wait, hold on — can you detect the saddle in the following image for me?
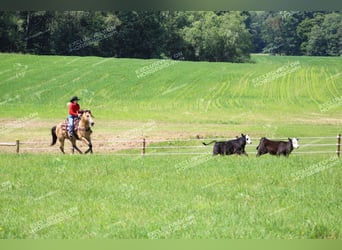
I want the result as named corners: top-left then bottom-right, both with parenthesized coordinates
top-left (61, 117), bottom-right (80, 134)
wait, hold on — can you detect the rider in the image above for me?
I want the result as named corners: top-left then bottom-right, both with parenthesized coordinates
top-left (68, 96), bottom-right (81, 138)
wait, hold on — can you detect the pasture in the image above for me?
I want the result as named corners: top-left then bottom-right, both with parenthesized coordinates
top-left (0, 153), bottom-right (341, 239)
top-left (0, 53), bottom-right (341, 238)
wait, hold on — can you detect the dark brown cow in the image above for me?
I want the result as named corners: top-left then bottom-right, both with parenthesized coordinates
top-left (256, 137), bottom-right (299, 157)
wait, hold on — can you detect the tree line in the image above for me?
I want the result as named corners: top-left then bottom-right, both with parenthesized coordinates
top-left (0, 11), bottom-right (341, 62)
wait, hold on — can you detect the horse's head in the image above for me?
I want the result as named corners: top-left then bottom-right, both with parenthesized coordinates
top-left (80, 110), bottom-right (95, 127)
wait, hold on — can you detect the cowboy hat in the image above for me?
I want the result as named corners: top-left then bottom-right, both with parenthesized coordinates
top-left (70, 96), bottom-right (80, 102)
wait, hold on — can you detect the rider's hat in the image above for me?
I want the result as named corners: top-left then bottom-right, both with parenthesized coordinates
top-left (70, 96), bottom-right (80, 102)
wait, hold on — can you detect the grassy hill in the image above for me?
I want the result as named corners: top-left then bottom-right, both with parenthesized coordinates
top-left (0, 53), bottom-right (341, 139)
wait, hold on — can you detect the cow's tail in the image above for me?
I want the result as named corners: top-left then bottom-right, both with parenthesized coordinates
top-left (202, 140), bottom-right (217, 146)
top-left (51, 126), bottom-right (57, 146)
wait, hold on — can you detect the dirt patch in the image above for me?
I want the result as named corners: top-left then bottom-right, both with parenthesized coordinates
top-left (0, 119), bottom-right (213, 154)
top-left (1, 117), bottom-right (340, 154)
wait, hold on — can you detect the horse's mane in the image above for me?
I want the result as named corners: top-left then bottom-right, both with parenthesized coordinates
top-left (79, 109), bottom-right (94, 117)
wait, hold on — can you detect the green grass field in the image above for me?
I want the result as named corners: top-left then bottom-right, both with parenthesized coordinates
top-left (0, 154), bottom-right (341, 239)
top-left (0, 53), bottom-right (341, 238)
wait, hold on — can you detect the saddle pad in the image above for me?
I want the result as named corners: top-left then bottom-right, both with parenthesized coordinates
top-left (61, 118), bottom-right (80, 133)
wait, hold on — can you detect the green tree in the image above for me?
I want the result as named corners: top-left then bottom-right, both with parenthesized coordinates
top-left (323, 13), bottom-right (342, 55)
top-left (0, 11), bottom-right (25, 52)
top-left (246, 11), bottom-right (267, 53)
top-left (306, 25), bottom-right (327, 56)
top-left (306, 12), bottom-right (342, 56)
top-left (20, 11), bottom-right (55, 54)
top-left (114, 11), bottom-right (166, 59)
top-left (261, 11), bottom-right (304, 55)
top-left (50, 11), bottom-right (116, 56)
top-left (296, 14), bottom-right (324, 54)
top-left (96, 11), bottom-right (121, 57)
top-left (181, 11), bottom-right (252, 62)
top-left (159, 11), bottom-right (195, 60)
top-left (50, 11), bottom-right (92, 55)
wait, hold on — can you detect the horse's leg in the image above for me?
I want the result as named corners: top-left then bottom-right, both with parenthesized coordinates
top-left (74, 145), bottom-right (83, 154)
top-left (55, 125), bottom-right (65, 154)
top-left (85, 140), bottom-right (93, 154)
top-left (70, 137), bottom-right (82, 154)
top-left (87, 136), bottom-right (93, 154)
top-left (73, 142), bottom-right (83, 154)
top-left (59, 137), bottom-right (65, 154)
top-left (81, 137), bottom-right (92, 154)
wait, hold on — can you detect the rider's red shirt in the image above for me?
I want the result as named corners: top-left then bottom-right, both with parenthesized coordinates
top-left (69, 102), bottom-right (80, 116)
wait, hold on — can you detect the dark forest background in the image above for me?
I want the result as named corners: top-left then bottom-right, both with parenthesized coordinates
top-left (1, 11), bottom-right (341, 62)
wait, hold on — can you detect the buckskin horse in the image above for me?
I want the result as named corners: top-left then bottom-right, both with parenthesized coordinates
top-left (51, 110), bottom-right (94, 154)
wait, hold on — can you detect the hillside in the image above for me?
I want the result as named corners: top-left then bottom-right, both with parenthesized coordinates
top-left (0, 53), bottom-right (341, 139)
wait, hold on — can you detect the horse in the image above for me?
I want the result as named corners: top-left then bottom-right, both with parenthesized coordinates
top-left (51, 110), bottom-right (95, 154)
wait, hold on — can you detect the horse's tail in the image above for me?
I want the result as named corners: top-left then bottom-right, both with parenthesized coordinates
top-left (51, 126), bottom-right (57, 146)
top-left (202, 140), bottom-right (217, 146)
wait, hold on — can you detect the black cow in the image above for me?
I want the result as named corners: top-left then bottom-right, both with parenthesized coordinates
top-left (256, 137), bottom-right (299, 157)
top-left (203, 134), bottom-right (252, 156)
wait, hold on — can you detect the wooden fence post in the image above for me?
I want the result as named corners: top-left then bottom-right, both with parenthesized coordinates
top-left (337, 134), bottom-right (341, 158)
top-left (142, 138), bottom-right (146, 156)
top-left (16, 140), bottom-right (20, 154)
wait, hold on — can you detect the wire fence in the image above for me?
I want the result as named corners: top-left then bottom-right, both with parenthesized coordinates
top-left (0, 135), bottom-right (341, 156)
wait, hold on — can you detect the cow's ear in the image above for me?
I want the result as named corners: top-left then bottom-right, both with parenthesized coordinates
top-left (241, 133), bottom-right (244, 137)
top-left (288, 138), bottom-right (291, 141)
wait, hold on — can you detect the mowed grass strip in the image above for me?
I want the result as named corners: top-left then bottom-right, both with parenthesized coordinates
top-left (0, 153), bottom-right (341, 239)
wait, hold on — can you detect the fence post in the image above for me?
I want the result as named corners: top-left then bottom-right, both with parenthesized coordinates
top-left (16, 140), bottom-right (20, 154)
top-left (142, 138), bottom-right (146, 156)
top-left (337, 134), bottom-right (341, 158)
